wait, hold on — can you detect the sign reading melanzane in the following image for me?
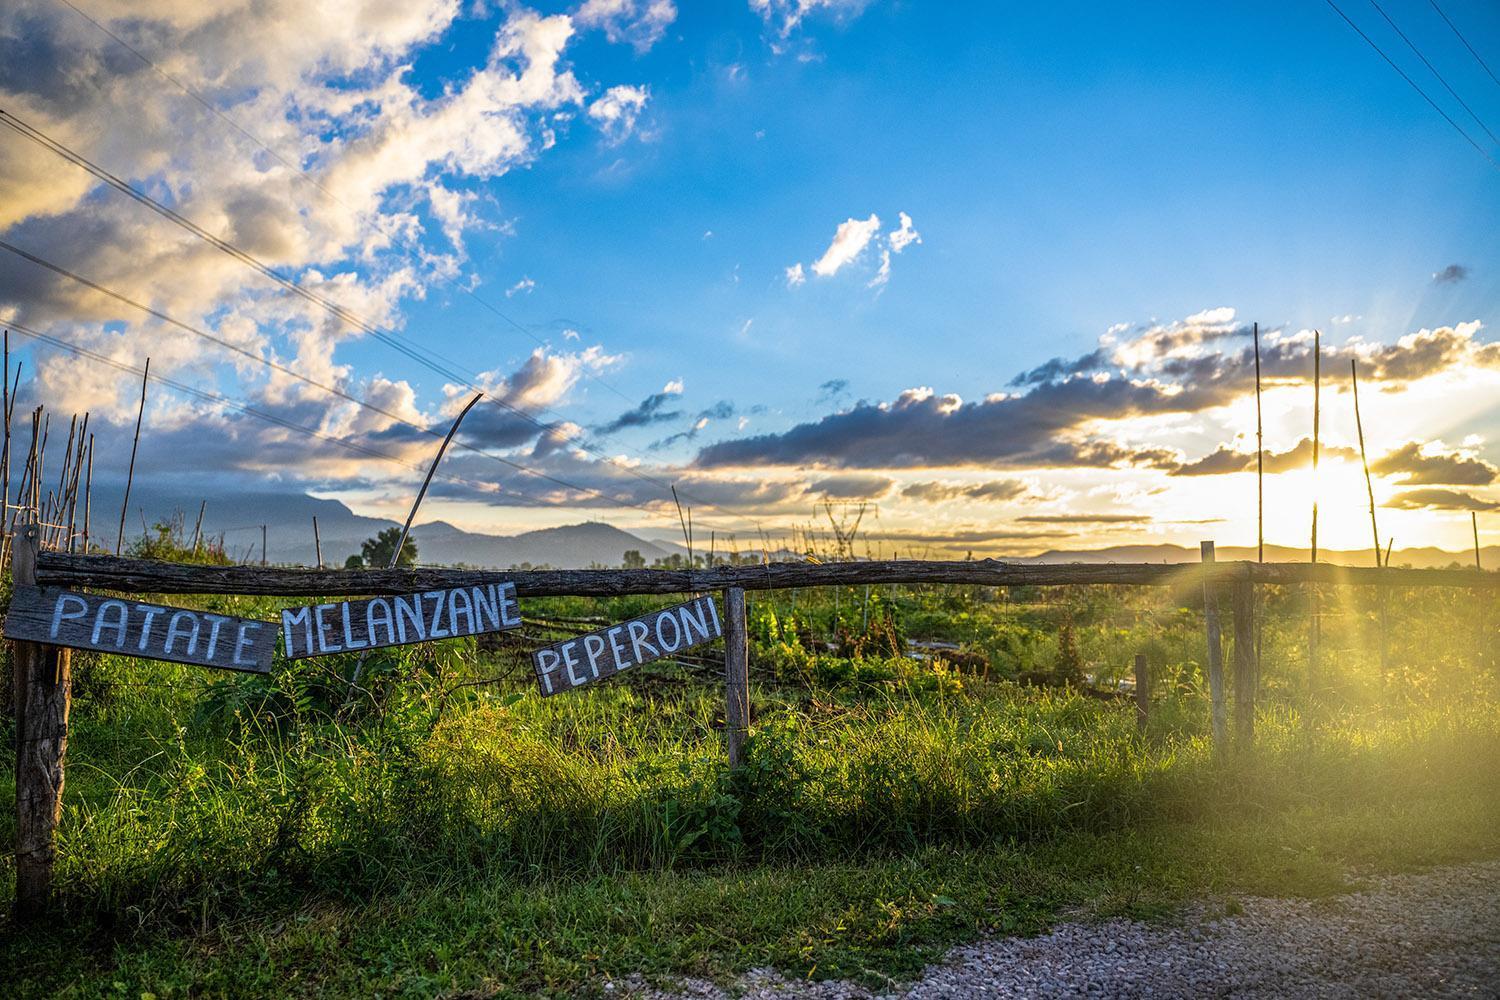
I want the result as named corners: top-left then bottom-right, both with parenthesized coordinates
top-left (5, 586), bottom-right (277, 673)
top-left (532, 595), bottom-right (722, 696)
top-left (280, 582), bottom-right (522, 660)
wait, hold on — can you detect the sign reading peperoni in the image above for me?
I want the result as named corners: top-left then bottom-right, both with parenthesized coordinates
top-left (532, 595), bottom-right (723, 696)
top-left (280, 583), bottom-right (522, 660)
top-left (4, 586), bottom-right (277, 673)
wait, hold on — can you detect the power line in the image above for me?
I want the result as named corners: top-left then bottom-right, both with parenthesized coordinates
top-left (1324, 0), bottom-right (1500, 170)
top-left (1369, 0), bottom-right (1499, 147)
top-left (1427, 0), bottom-right (1500, 92)
top-left (0, 105), bottom-right (761, 526)
top-left (3, 319), bottom-right (544, 507)
top-left (0, 238), bottom-right (686, 522)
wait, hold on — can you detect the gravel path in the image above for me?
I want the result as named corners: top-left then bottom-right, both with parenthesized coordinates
top-left (629, 861), bottom-right (1500, 999)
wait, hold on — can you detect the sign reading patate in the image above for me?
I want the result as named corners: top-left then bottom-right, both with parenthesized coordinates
top-left (280, 582), bottom-right (522, 660)
top-left (4, 586), bottom-right (277, 673)
top-left (532, 595), bottom-right (723, 696)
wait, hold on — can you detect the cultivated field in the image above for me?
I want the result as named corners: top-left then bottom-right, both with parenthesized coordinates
top-left (3, 532), bottom-right (1499, 997)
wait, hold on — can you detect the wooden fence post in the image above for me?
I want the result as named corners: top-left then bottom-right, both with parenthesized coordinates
top-left (12, 522), bottom-right (71, 922)
top-left (1232, 575), bottom-right (1256, 746)
top-left (1201, 541), bottom-right (1226, 748)
top-left (724, 587), bottom-right (749, 768)
top-left (1134, 652), bottom-right (1148, 733)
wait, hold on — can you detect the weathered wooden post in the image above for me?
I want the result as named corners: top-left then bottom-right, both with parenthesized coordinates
top-left (1201, 541), bottom-right (1226, 748)
top-left (12, 522), bottom-right (71, 922)
top-left (1232, 572), bottom-right (1256, 747)
top-left (1134, 652), bottom-right (1148, 733)
top-left (724, 586), bottom-right (749, 767)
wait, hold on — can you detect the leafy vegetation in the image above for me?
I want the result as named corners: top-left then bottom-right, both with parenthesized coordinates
top-left (1, 578), bottom-right (1497, 996)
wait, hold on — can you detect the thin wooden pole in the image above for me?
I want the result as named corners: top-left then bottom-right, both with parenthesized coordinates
top-left (393, 392), bottom-right (482, 568)
top-left (191, 500), bottom-right (205, 556)
top-left (1201, 541), bottom-right (1226, 748)
top-left (1254, 322), bottom-right (1263, 564)
top-left (1309, 331), bottom-right (1321, 696)
top-left (1351, 360), bottom-right (1380, 568)
top-left (1134, 652), bottom-right (1149, 734)
top-left (724, 586), bottom-right (749, 767)
top-left (116, 359), bottom-right (149, 556)
top-left (261, 524), bottom-right (267, 566)
top-left (1473, 512), bottom-right (1482, 570)
top-left (313, 515), bottom-right (323, 569)
top-left (12, 522), bottom-right (71, 923)
top-left (2, 329), bottom-right (10, 538)
top-left (81, 435), bottom-right (92, 553)
top-left (1232, 577), bottom-right (1255, 746)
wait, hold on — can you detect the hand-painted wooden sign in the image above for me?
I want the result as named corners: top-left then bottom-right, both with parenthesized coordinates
top-left (4, 586), bottom-right (277, 673)
top-left (532, 595), bottom-right (722, 696)
top-left (280, 582), bottom-right (522, 660)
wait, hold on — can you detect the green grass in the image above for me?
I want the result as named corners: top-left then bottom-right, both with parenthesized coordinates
top-left (2, 584), bottom-right (1498, 996)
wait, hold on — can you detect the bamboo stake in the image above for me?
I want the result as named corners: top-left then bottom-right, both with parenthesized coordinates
top-left (393, 391), bottom-right (482, 569)
top-left (1254, 322), bottom-right (1263, 564)
top-left (1309, 331), bottom-right (1321, 697)
top-left (116, 359), bottom-right (149, 556)
top-left (2, 329), bottom-right (10, 538)
top-left (81, 435), bottom-right (92, 553)
top-left (191, 500), bottom-right (205, 557)
top-left (1351, 360), bottom-right (1380, 568)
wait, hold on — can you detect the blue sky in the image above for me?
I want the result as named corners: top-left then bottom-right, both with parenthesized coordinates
top-left (2, 0), bottom-right (1499, 556)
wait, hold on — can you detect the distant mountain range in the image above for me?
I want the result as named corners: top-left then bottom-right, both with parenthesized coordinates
top-left (92, 485), bottom-right (681, 569)
top-left (87, 484), bottom-right (1495, 571)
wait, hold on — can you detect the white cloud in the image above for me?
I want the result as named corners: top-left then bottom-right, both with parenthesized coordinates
top-left (506, 277), bottom-right (537, 297)
top-left (575, 0), bottom-right (677, 52)
top-left (811, 213), bottom-right (881, 277)
top-left (662, 377), bottom-right (685, 394)
top-left (588, 84), bottom-right (650, 142)
top-left (785, 262), bottom-right (806, 287)
top-left (888, 211), bottom-right (921, 253)
top-left (749, 0), bottom-right (874, 37)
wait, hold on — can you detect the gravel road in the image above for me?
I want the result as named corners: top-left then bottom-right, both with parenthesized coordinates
top-left (629, 860), bottom-right (1500, 999)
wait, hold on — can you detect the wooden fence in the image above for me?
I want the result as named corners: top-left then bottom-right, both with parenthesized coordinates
top-left (9, 540), bottom-right (1499, 920)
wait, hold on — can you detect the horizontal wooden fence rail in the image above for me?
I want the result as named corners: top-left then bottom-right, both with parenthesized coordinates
top-left (33, 551), bottom-right (1500, 597)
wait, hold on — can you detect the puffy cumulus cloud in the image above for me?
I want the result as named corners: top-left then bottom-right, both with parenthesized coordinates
top-left (0, 0), bottom-right (648, 427)
top-left (574, 0), bottom-right (677, 52)
top-left (588, 84), bottom-right (650, 142)
top-left (1386, 488), bottom-right (1498, 511)
top-left (695, 312), bottom-right (1500, 473)
top-left (749, 0), bottom-right (874, 37)
top-left (811, 213), bottom-right (880, 277)
top-left (1370, 441), bottom-right (1498, 486)
top-left (784, 262), bottom-right (806, 287)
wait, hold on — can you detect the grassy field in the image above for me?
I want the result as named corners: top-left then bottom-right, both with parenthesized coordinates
top-left (2, 577), bottom-right (1498, 997)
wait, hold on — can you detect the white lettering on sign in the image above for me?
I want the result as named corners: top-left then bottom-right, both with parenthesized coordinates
top-left (279, 582), bottom-right (522, 659)
top-left (4, 586), bottom-right (276, 673)
top-left (532, 596), bottom-right (723, 696)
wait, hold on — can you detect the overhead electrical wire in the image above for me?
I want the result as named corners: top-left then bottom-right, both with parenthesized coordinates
top-left (2, 319), bottom-right (552, 509)
top-left (1368, 0), bottom-right (1499, 147)
top-left (0, 238), bottom-right (700, 524)
top-left (1324, 0), bottom-right (1500, 170)
top-left (47, 0), bottom-right (638, 407)
top-left (1426, 0), bottom-right (1500, 92)
top-left (0, 105), bottom-right (763, 528)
